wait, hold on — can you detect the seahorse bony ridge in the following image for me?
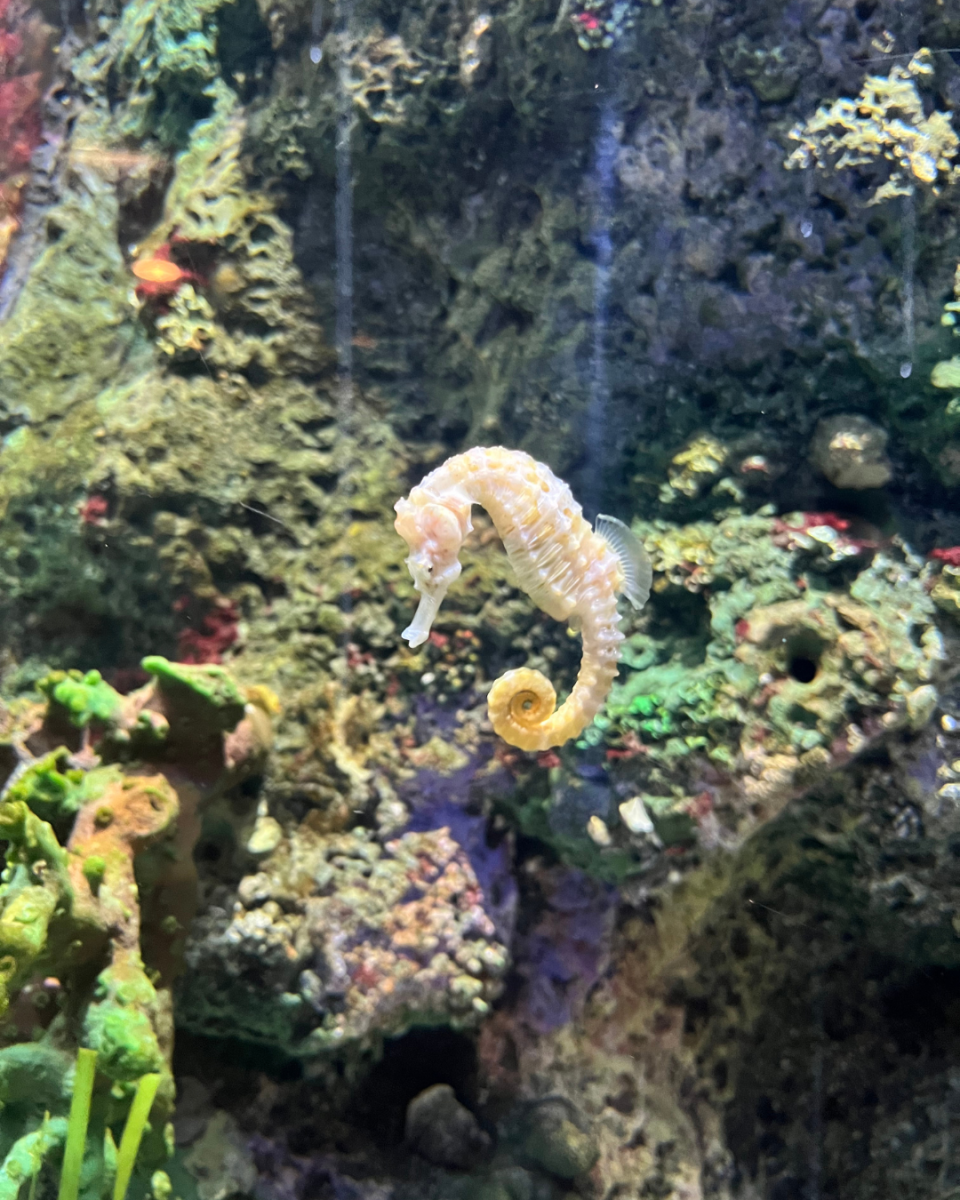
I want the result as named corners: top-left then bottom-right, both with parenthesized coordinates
top-left (394, 446), bottom-right (651, 750)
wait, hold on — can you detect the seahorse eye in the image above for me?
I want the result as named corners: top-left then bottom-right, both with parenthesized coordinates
top-left (422, 504), bottom-right (461, 554)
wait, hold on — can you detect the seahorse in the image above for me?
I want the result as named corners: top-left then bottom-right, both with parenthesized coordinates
top-left (394, 446), bottom-right (652, 751)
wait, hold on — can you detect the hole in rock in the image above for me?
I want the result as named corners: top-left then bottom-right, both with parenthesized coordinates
top-left (783, 628), bottom-right (824, 684)
top-left (788, 655), bottom-right (817, 684)
top-left (350, 1027), bottom-right (480, 1147)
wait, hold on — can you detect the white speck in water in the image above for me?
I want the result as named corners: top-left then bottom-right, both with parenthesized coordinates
top-left (800, 219), bottom-right (813, 238)
top-left (900, 361), bottom-right (913, 379)
top-left (309, 45), bottom-right (322, 63)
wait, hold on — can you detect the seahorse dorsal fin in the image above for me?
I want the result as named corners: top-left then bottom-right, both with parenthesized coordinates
top-left (595, 514), bottom-right (652, 610)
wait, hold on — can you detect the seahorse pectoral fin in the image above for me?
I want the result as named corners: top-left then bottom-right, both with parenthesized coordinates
top-left (595, 514), bottom-right (653, 610)
top-left (401, 587), bottom-right (446, 648)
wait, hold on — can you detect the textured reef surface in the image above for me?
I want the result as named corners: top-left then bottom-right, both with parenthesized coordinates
top-left (2, 0), bottom-right (960, 1195)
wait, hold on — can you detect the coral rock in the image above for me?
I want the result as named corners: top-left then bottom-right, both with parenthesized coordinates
top-left (404, 1083), bottom-right (491, 1169)
top-left (178, 824), bottom-right (509, 1055)
top-left (809, 414), bottom-right (892, 490)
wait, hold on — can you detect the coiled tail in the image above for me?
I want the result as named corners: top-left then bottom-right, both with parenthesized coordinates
top-left (487, 601), bottom-right (624, 751)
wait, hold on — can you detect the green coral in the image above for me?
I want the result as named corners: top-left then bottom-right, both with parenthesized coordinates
top-left (39, 671), bottom-right (124, 730)
top-left (0, 660), bottom-right (268, 1185)
top-left (0, 1043), bottom-right (157, 1200)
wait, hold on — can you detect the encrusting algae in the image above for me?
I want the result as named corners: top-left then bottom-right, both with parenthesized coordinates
top-left (395, 446), bottom-right (652, 750)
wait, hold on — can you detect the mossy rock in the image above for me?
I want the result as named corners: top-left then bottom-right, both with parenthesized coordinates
top-left (142, 656), bottom-right (246, 732)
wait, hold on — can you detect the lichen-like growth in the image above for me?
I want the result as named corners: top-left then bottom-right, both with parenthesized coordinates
top-left (785, 49), bottom-right (959, 204)
top-left (155, 284), bottom-right (217, 360)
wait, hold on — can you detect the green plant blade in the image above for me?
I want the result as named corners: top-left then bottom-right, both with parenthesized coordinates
top-left (57, 1049), bottom-right (97, 1200)
top-left (112, 1075), bottom-right (161, 1200)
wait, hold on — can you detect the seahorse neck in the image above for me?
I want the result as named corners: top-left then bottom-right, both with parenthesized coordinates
top-left (440, 451), bottom-right (535, 535)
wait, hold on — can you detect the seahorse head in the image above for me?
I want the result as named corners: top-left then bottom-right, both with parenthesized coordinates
top-left (394, 490), bottom-right (466, 647)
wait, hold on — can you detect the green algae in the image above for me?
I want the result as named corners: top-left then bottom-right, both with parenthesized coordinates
top-left (0, 168), bottom-right (161, 672)
top-left (0, 661), bottom-right (266, 1178)
top-left (82, 856), bottom-right (107, 894)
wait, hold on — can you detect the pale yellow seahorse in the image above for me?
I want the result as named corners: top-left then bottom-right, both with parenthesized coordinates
top-left (394, 445), bottom-right (652, 751)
